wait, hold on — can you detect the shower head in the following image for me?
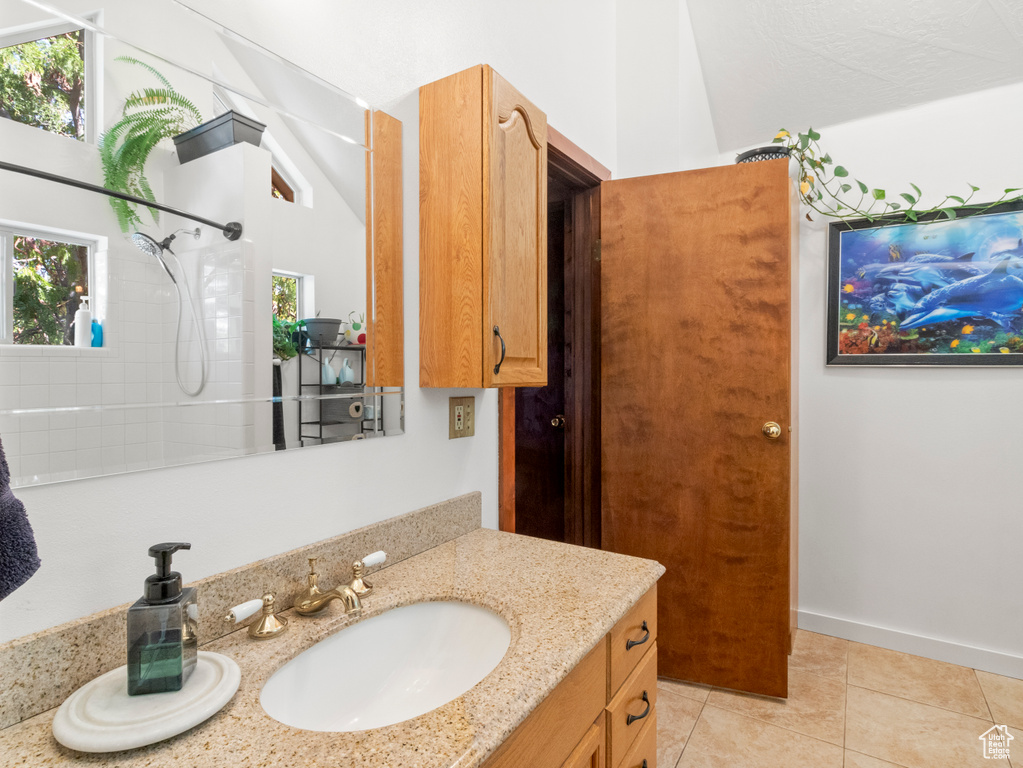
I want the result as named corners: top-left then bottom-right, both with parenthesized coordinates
top-left (131, 232), bottom-right (177, 284)
top-left (131, 232), bottom-right (163, 259)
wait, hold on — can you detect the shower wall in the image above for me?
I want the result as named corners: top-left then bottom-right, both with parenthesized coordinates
top-left (0, 125), bottom-right (268, 484)
top-left (0, 244), bottom-right (173, 482)
top-left (159, 240), bottom-right (261, 466)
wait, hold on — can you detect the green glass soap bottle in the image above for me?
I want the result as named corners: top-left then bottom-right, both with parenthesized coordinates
top-left (126, 542), bottom-right (198, 695)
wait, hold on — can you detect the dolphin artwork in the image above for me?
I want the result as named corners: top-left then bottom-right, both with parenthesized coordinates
top-left (870, 283), bottom-right (924, 318)
top-left (872, 259), bottom-right (984, 292)
top-left (898, 261), bottom-right (1023, 330)
top-left (988, 238), bottom-right (1023, 262)
top-left (857, 252), bottom-right (975, 281)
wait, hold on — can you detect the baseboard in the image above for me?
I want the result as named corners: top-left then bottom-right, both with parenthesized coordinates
top-left (798, 610), bottom-right (1023, 680)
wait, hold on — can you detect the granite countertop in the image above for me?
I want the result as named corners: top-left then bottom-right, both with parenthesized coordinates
top-left (0, 528), bottom-right (663, 767)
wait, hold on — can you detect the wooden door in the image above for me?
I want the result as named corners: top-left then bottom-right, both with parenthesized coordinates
top-left (484, 66), bottom-right (547, 386)
top-left (600, 161), bottom-right (797, 697)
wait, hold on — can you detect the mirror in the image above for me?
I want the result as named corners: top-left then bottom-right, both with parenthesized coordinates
top-left (0, 0), bottom-right (404, 487)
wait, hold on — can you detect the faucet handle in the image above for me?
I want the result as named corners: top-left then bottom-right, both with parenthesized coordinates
top-left (350, 550), bottom-right (387, 597)
top-left (225, 593), bottom-right (288, 640)
top-left (225, 598), bottom-right (263, 624)
top-left (361, 551), bottom-right (387, 568)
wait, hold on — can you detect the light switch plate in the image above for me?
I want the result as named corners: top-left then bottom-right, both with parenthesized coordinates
top-left (449, 396), bottom-right (475, 439)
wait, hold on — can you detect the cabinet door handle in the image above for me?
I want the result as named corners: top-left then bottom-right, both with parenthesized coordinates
top-left (626, 620), bottom-right (650, 650)
top-left (626, 691), bottom-right (650, 725)
top-left (493, 325), bottom-right (506, 375)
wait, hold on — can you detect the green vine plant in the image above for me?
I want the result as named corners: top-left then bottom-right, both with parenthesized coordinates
top-left (99, 56), bottom-right (202, 233)
top-left (772, 128), bottom-right (1023, 228)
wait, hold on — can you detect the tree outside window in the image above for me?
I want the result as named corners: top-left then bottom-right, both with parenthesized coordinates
top-left (272, 274), bottom-right (298, 322)
top-left (0, 28), bottom-right (86, 140)
top-left (11, 234), bottom-right (89, 346)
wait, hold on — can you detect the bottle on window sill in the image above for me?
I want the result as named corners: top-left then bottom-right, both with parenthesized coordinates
top-left (73, 297), bottom-right (92, 348)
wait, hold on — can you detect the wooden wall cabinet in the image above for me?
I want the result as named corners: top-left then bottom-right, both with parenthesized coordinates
top-left (419, 64), bottom-right (548, 388)
top-left (482, 586), bottom-right (658, 768)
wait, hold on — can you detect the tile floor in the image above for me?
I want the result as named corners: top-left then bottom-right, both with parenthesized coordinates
top-left (656, 630), bottom-right (1023, 768)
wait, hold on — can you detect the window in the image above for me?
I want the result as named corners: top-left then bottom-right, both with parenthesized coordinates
top-left (271, 167), bottom-right (295, 203)
top-left (272, 273), bottom-right (299, 322)
top-left (272, 270), bottom-right (314, 324)
top-left (1, 226), bottom-right (94, 346)
top-left (212, 86), bottom-right (310, 205)
top-left (0, 25), bottom-right (87, 141)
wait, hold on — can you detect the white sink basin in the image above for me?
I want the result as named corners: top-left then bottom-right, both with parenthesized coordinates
top-left (260, 601), bottom-right (511, 732)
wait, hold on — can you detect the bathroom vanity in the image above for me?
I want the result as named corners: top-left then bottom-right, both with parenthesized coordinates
top-left (0, 494), bottom-right (663, 768)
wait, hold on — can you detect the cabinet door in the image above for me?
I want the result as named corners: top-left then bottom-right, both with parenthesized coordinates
top-left (482, 640), bottom-right (606, 768)
top-left (561, 719), bottom-right (604, 768)
top-left (483, 66), bottom-right (547, 387)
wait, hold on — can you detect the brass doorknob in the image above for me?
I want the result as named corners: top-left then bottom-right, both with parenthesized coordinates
top-left (762, 422), bottom-right (782, 439)
top-left (551, 415), bottom-right (566, 428)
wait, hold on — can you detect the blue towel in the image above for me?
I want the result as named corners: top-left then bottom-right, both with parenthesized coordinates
top-left (0, 434), bottom-right (40, 600)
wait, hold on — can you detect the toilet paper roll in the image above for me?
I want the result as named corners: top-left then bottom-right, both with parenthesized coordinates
top-left (349, 401), bottom-right (363, 419)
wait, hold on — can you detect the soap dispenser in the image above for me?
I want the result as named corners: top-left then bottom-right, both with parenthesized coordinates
top-left (126, 542), bottom-right (198, 695)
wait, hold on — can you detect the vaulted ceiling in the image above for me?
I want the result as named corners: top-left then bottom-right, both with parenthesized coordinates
top-left (686, 0), bottom-right (1023, 151)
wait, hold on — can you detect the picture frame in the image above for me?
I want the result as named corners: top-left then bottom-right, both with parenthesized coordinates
top-left (826, 200), bottom-right (1023, 366)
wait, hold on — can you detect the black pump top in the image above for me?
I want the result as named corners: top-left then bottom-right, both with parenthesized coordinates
top-left (143, 542), bottom-right (191, 604)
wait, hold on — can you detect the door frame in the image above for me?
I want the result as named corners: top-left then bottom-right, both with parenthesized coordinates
top-left (499, 127), bottom-right (610, 545)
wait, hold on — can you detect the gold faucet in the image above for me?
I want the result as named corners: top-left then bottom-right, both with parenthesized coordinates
top-left (294, 557), bottom-right (363, 616)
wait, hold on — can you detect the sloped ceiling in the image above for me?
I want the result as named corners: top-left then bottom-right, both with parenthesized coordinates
top-left (686, 0), bottom-right (1023, 151)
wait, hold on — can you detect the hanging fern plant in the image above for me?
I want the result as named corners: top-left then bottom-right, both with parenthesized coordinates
top-left (99, 56), bottom-right (202, 233)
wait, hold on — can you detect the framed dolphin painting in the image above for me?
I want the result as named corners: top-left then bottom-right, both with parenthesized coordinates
top-left (827, 200), bottom-right (1023, 365)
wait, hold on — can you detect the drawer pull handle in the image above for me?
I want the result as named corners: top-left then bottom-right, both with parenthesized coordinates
top-left (626, 691), bottom-right (651, 725)
top-left (493, 326), bottom-right (506, 374)
top-left (626, 620), bottom-right (650, 650)
top-left (641, 762), bottom-right (648, 768)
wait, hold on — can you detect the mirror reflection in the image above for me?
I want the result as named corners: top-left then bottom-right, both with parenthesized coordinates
top-left (0, 0), bottom-right (404, 488)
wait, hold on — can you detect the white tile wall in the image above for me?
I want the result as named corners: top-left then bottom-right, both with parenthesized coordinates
top-left (0, 228), bottom-right (267, 485)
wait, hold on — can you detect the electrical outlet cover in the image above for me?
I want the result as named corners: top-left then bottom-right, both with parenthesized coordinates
top-left (448, 396), bottom-right (475, 439)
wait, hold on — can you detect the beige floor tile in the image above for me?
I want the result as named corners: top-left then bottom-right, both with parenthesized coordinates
top-left (844, 751), bottom-right (908, 768)
top-left (1008, 725), bottom-right (1020, 767)
top-left (790, 629), bottom-right (849, 681)
top-left (706, 668), bottom-right (846, 745)
top-left (659, 676), bottom-right (712, 703)
top-left (846, 685), bottom-right (997, 768)
top-left (977, 670), bottom-right (1023, 730)
top-left (657, 688), bottom-right (704, 768)
top-left (677, 705), bottom-right (844, 768)
top-left (847, 642), bottom-right (991, 719)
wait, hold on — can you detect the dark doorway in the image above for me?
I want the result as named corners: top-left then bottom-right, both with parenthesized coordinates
top-left (501, 129), bottom-right (608, 548)
top-left (514, 201), bottom-right (567, 542)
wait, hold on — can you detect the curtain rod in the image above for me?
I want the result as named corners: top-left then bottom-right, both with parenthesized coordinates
top-left (0, 160), bottom-right (243, 240)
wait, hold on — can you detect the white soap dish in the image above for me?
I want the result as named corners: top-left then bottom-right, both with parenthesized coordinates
top-left (52, 651), bottom-right (240, 753)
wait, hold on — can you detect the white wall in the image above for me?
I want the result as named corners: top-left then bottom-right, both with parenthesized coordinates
top-left (783, 83), bottom-right (1023, 676)
top-left (614, 0), bottom-right (718, 178)
top-left (0, 1), bottom-right (620, 643)
top-left (178, 0), bottom-right (620, 176)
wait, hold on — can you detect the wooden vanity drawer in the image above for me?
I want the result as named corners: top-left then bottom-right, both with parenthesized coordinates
top-left (608, 585), bottom-right (657, 696)
top-left (617, 706), bottom-right (657, 768)
top-left (606, 642), bottom-right (657, 768)
top-left (483, 639), bottom-right (607, 768)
